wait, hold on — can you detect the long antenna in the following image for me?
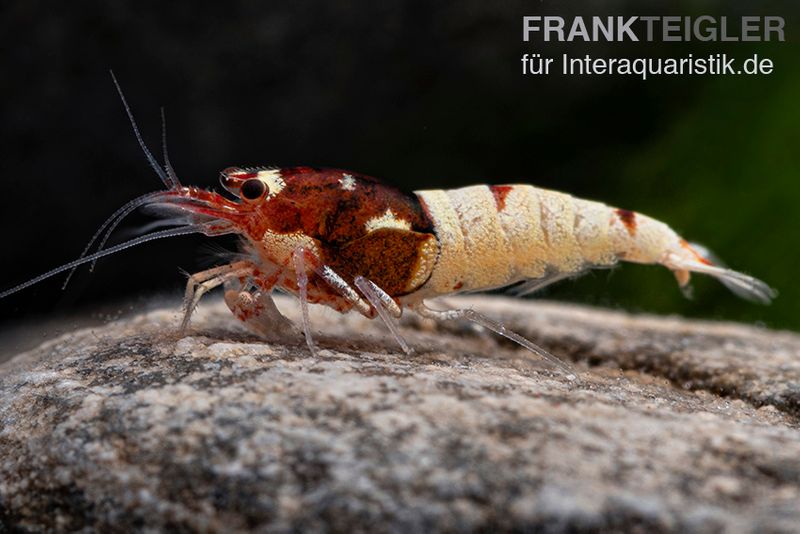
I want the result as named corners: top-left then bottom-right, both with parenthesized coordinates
top-left (61, 191), bottom-right (168, 289)
top-left (0, 226), bottom-right (206, 300)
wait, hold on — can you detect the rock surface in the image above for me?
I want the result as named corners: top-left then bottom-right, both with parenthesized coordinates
top-left (1, 296), bottom-right (800, 532)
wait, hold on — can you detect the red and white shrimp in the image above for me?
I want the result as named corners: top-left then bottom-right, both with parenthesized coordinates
top-left (0, 78), bottom-right (775, 375)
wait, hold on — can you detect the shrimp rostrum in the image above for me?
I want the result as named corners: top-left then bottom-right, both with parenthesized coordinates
top-left (1, 82), bottom-right (775, 375)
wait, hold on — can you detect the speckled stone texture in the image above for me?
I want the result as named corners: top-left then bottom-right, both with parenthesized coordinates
top-left (1, 296), bottom-right (800, 532)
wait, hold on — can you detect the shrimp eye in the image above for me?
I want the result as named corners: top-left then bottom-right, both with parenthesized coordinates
top-left (240, 179), bottom-right (267, 200)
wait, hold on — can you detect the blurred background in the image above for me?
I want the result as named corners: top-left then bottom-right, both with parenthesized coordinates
top-left (1, 0), bottom-right (798, 347)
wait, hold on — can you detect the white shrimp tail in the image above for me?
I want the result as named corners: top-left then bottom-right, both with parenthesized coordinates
top-left (665, 252), bottom-right (777, 305)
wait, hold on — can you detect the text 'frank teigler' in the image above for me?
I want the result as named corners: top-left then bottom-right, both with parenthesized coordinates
top-left (522, 16), bottom-right (785, 42)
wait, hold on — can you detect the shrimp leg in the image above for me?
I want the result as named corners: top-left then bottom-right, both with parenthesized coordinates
top-left (412, 302), bottom-right (578, 379)
top-left (291, 247), bottom-right (318, 356)
top-left (291, 247), bottom-right (411, 354)
top-left (354, 276), bottom-right (411, 354)
top-left (181, 260), bottom-right (257, 331)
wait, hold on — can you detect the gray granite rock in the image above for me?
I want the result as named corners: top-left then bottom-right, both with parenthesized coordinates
top-left (2, 296), bottom-right (800, 532)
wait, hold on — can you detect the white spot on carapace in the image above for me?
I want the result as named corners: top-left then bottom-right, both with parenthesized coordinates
top-left (339, 174), bottom-right (356, 191)
top-left (365, 208), bottom-right (412, 233)
top-left (257, 169), bottom-right (286, 197)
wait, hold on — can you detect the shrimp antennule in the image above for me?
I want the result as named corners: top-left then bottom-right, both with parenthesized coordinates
top-left (160, 107), bottom-right (180, 187)
top-left (110, 70), bottom-right (180, 189)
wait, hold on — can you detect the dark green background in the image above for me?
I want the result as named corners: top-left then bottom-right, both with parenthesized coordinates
top-left (1, 1), bottom-right (798, 330)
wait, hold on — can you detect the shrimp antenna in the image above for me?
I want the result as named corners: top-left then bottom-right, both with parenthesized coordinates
top-left (61, 191), bottom-right (168, 290)
top-left (0, 225), bottom-right (218, 300)
top-left (110, 70), bottom-right (179, 189)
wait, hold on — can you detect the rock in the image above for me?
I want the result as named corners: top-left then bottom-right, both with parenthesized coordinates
top-left (2, 296), bottom-right (800, 532)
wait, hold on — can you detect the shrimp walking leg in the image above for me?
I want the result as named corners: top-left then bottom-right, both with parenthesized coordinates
top-left (290, 247), bottom-right (411, 354)
top-left (181, 261), bottom-right (256, 331)
top-left (413, 302), bottom-right (578, 379)
top-left (317, 267), bottom-right (412, 353)
top-left (354, 276), bottom-right (411, 354)
top-left (292, 247), bottom-right (317, 357)
top-left (314, 265), bottom-right (372, 316)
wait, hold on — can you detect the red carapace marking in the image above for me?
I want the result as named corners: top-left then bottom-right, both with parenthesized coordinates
top-left (453, 281), bottom-right (463, 290)
top-left (615, 208), bottom-right (637, 236)
top-left (490, 185), bottom-right (514, 212)
top-left (251, 168), bottom-right (434, 248)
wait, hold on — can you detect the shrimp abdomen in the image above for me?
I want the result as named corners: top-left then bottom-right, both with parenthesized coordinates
top-left (415, 184), bottom-right (619, 296)
top-left (414, 183), bottom-right (775, 305)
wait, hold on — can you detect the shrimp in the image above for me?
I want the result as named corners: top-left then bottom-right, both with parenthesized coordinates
top-left (0, 77), bottom-right (776, 377)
